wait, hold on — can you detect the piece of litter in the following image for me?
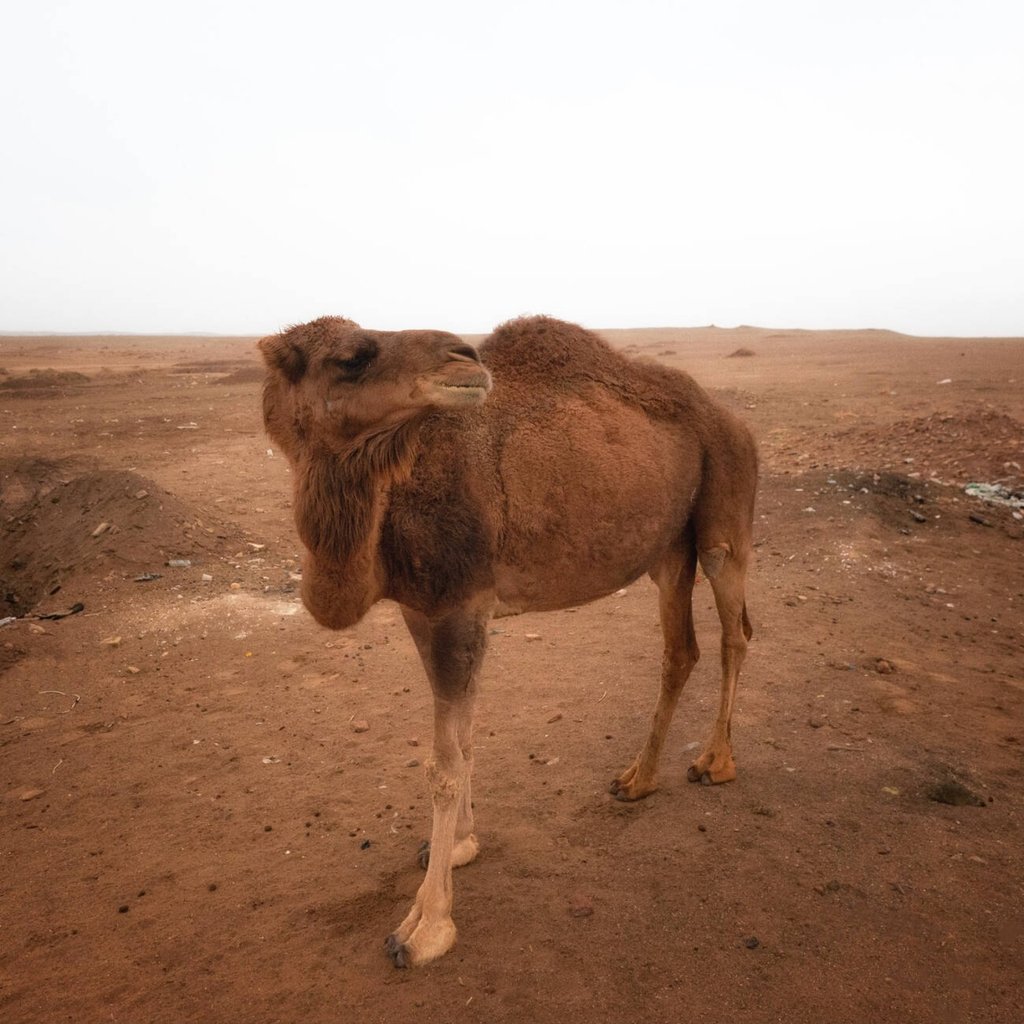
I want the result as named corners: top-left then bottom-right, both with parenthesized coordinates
top-left (525, 633), bottom-right (542, 641)
top-left (166, 559), bottom-right (191, 568)
top-left (133, 573), bottom-right (162, 583)
top-left (101, 636), bottom-right (122, 647)
top-left (262, 756), bottom-right (281, 764)
top-left (965, 483), bottom-right (1024, 509)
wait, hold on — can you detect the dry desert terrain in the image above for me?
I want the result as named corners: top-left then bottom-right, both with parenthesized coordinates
top-left (1, 324), bottom-right (1022, 1023)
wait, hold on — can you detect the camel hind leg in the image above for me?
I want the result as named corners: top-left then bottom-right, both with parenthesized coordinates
top-left (610, 537), bottom-right (700, 801)
top-left (687, 541), bottom-right (752, 785)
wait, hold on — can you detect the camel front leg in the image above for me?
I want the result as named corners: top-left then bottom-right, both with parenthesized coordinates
top-left (387, 606), bottom-right (488, 968)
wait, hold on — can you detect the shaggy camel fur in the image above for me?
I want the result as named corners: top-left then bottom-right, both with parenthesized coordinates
top-left (260, 315), bottom-right (757, 968)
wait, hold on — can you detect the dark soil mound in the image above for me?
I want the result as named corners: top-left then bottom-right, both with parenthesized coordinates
top-left (1, 458), bottom-right (239, 614)
top-left (0, 369), bottom-right (90, 389)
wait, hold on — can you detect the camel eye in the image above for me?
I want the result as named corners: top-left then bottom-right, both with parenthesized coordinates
top-left (327, 346), bottom-right (376, 380)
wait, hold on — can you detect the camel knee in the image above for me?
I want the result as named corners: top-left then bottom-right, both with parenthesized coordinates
top-left (425, 756), bottom-right (465, 806)
top-left (698, 544), bottom-right (730, 580)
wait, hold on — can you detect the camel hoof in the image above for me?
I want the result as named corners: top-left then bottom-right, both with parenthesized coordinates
top-left (385, 934), bottom-right (409, 969)
top-left (417, 840), bottom-right (430, 870)
top-left (610, 777), bottom-right (655, 801)
top-left (687, 761), bottom-right (737, 785)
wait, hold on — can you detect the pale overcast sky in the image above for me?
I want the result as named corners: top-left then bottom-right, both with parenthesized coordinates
top-left (2, 1), bottom-right (1022, 337)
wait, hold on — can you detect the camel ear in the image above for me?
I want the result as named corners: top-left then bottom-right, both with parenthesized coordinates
top-left (259, 333), bottom-right (307, 383)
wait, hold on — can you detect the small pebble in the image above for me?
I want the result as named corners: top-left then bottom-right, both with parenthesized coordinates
top-left (404, 758), bottom-right (420, 768)
top-left (352, 720), bottom-right (370, 733)
top-left (20, 788), bottom-right (45, 801)
top-left (744, 936), bottom-right (760, 950)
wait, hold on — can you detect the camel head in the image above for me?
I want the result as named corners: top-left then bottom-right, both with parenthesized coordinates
top-left (259, 316), bottom-right (491, 457)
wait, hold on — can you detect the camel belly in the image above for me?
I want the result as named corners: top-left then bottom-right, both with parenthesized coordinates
top-left (492, 399), bottom-right (699, 611)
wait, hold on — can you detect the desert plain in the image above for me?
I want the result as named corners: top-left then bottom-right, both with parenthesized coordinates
top-left (1, 323), bottom-right (1022, 1023)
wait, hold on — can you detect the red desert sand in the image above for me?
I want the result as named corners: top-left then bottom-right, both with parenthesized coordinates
top-left (1, 324), bottom-right (1021, 1023)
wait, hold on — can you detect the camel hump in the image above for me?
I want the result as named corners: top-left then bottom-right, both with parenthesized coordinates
top-left (479, 315), bottom-right (711, 424)
top-left (479, 316), bottom-right (620, 381)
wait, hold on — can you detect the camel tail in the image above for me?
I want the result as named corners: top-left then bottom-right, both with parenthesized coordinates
top-left (742, 602), bottom-right (752, 641)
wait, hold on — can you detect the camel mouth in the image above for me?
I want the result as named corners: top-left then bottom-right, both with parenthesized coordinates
top-left (428, 368), bottom-right (492, 407)
top-left (432, 381), bottom-right (490, 406)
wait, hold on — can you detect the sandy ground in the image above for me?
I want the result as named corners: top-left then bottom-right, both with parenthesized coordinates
top-left (1, 324), bottom-right (1022, 1024)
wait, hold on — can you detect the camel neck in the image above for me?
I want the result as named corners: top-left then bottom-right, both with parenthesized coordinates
top-left (294, 422), bottom-right (419, 570)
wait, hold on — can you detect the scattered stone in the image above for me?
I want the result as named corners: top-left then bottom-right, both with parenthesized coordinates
top-left (360, 839), bottom-right (372, 850)
top-left (909, 511), bottom-right (927, 524)
top-left (407, 737), bottom-right (420, 747)
top-left (261, 756), bottom-right (281, 764)
top-left (968, 513), bottom-right (993, 527)
top-left (201, 573), bottom-right (213, 582)
top-left (546, 757), bottom-right (561, 767)
top-left (91, 522), bottom-right (111, 537)
top-left (744, 936), bottom-right (760, 950)
top-left (118, 904), bottom-right (130, 913)
top-left (133, 572), bottom-right (161, 583)
top-left (808, 717), bottom-right (827, 729)
top-left (101, 636), bottom-right (122, 647)
top-left (28, 623), bottom-right (47, 635)
top-left (134, 489), bottom-right (149, 499)
top-left (404, 758), bottom-right (421, 768)
top-left (126, 665), bottom-right (140, 674)
top-left (613, 588), bottom-right (628, 597)
top-left (19, 788), bottom-right (44, 801)
top-left (525, 633), bottom-right (542, 642)
top-left (568, 895), bottom-right (594, 918)
top-left (547, 713), bottom-right (563, 724)
top-left (166, 559), bottom-right (191, 568)
top-left (352, 720), bottom-right (370, 733)
top-left (874, 659), bottom-right (895, 674)
top-left (230, 582), bottom-right (242, 591)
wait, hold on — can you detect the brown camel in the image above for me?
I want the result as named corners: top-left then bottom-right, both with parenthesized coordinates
top-left (259, 314), bottom-right (757, 968)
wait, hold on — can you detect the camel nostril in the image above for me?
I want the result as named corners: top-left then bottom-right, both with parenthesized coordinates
top-left (447, 344), bottom-right (481, 364)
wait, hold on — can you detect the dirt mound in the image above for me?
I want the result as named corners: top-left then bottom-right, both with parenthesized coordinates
top-left (727, 347), bottom-right (756, 358)
top-left (826, 410), bottom-right (1024, 485)
top-left (0, 368), bottom-right (90, 389)
top-left (1, 459), bottom-right (239, 614)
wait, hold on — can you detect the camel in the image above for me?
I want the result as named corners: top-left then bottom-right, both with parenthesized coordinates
top-left (259, 314), bottom-right (757, 968)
